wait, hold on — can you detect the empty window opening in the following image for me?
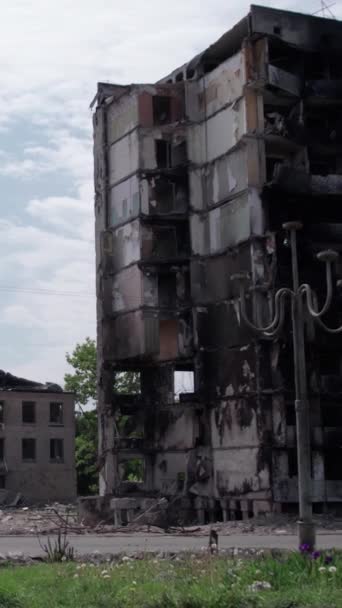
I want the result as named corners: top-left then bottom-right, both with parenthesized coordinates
top-left (175, 72), bottom-right (184, 82)
top-left (159, 319), bottom-right (179, 360)
top-left (172, 141), bottom-right (187, 166)
top-left (235, 502), bottom-right (243, 521)
top-left (22, 438), bottom-right (36, 461)
top-left (153, 96), bottom-right (171, 125)
top-left (325, 448), bottom-right (342, 480)
top-left (117, 415), bottom-right (144, 439)
top-left (0, 402), bottom-right (4, 424)
top-left (214, 500), bottom-right (223, 523)
top-left (151, 179), bottom-right (175, 213)
top-left (151, 226), bottom-right (177, 258)
top-left (288, 448), bottom-right (298, 477)
top-left (289, 449), bottom-right (314, 478)
top-left (322, 404), bottom-right (342, 427)
top-left (50, 402), bottom-right (63, 425)
top-left (286, 403), bottom-right (296, 426)
top-left (155, 140), bottom-right (171, 168)
top-left (120, 458), bottom-right (145, 482)
top-left (177, 472), bottom-right (185, 492)
top-left (313, 502), bottom-right (324, 515)
top-left (281, 502), bottom-right (299, 515)
top-left (174, 371), bottom-right (194, 402)
top-left (158, 274), bottom-right (177, 308)
top-left (273, 26), bottom-right (281, 35)
top-left (114, 371), bottom-right (141, 394)
top-left (0, 476), bottom-right (6, 490)
top-left (266, 157), bottom-right (281, 182)
top-left (50, 439), bottom-right (64, 462)
top-left (0, 439), bottom-right (4, 460)
top-left (150, 176), bottom-right (188, 215)
top-left (22, 402), bottom-right (36, 424)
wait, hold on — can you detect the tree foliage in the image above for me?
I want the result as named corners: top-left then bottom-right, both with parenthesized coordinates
top-left (65, 337), bottom-right (140, 495)
top-left (75, 410), bottom-right (98, 495)
top-left (65, 337), bottom-right (97, 408)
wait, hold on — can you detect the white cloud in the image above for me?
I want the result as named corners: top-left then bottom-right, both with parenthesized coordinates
top-left (0, 214), bottom-right (96, 384)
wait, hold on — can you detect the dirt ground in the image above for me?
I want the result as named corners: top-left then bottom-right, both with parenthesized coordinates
top-left (1, 504), bottom-right (342, 536)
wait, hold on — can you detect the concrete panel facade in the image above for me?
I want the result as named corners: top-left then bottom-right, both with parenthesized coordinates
top-left (92, 6), bottom-right (342, 524)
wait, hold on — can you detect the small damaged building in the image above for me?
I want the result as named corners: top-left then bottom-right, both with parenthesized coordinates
top-left (93, 6), bottom-right (342, 523)
top-left (0, 371), bottom-right (76, 503)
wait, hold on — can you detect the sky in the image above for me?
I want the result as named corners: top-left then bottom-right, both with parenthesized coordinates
top-left (0, 0), bottom-right (339, 387)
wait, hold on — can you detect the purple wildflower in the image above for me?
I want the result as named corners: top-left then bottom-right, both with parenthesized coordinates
top-left (311, 551), bottom-right (321, 560)
top-left (325, 555), bottom-right (333, 565)
top-left (299, 544), bottom-right (311, 554)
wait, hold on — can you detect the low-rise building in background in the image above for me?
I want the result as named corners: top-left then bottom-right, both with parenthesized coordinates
top-left (0, 371), bottom-right (76, 503)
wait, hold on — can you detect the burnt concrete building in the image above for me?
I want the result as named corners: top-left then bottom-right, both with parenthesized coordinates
top-left (0, 371), bottom-right (76, 503)
top-left (92, 5), bottom-right (342, 523)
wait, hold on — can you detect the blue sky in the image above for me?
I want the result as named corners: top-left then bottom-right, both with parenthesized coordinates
top-left (0, 0), bottom-right (336, 386)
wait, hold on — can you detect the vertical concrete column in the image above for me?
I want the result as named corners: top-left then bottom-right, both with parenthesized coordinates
top-left (98, 362), bottom-right (117, 496)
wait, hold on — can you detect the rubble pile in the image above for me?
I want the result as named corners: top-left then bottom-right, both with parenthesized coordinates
top-left (0, 506), bottom-right (341, 536)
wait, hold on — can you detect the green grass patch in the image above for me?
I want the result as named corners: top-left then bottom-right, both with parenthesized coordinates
top-left (0, 551), bottom-right (341, 607)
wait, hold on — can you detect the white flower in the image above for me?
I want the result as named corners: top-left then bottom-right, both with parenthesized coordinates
top-left (80, 563), bottom-right (87, 569)
top-left (101, 570), bottom-right (108, 576)
top-left (319, 567), bottom-right (326, 573)
top-left (103, 575), bottom-right (111, 579)
top-left (132, 581), bottom-right (137, 585)
top-left (248, 581), bottom-right (272, 592)
top-left (329, 566), bottom-right (337, 573)
top-left (73, 574), bottom-right (79, 579)
top-left (122, 556), bottom-right (131, 562)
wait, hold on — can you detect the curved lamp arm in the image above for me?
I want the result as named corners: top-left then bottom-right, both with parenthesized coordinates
top-left (315, 316), bottom-right (342, 334)
top-left (232, 273), bottom-right (292, 333)
top-left (300, 251), bottom-right (337, 318)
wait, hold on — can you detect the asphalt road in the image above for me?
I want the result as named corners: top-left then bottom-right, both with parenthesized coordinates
top-left (1, 533), bottom-right (342, 557)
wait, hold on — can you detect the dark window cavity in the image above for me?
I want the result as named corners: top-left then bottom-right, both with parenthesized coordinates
top-left (50, 402), bottom-right (64, 425)
top-left (22, 438), bottom-right (36, 461)
top-left (22, 402), bottom-right (36, 424)
top-left (50, 439), bottom-right (64, 462)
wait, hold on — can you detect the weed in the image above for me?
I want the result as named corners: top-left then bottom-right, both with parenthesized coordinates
top-left (36, 510), bottom-right (75, 563)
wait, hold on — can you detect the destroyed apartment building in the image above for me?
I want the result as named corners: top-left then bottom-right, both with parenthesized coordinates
top-left (91, 5), bottom-right (342, 524)
top-left (0, 371), bottom-right (76, 503)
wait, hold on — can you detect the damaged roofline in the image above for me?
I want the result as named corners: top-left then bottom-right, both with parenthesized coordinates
top-left (180, 4), bottom-right (342, 80)
top-left (92, 5), bottom-right (342, 101)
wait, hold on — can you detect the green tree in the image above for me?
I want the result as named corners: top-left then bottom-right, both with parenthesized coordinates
top-left (75, 410), bottom-right (98, 495)
top-left (65, 337), bottom-right (140, 495)
top-left (65, 337), bottom-right (97, 409)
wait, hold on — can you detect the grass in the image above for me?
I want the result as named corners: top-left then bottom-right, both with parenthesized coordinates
top-left (0, 551), bottom-right (341, 607)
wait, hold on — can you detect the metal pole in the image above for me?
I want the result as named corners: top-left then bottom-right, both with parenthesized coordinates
top-left (284, 222), bottom-right (315, 549)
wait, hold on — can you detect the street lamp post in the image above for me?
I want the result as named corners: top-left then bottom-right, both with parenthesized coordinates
top-left (232, 221), bottom-right (342, 550)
